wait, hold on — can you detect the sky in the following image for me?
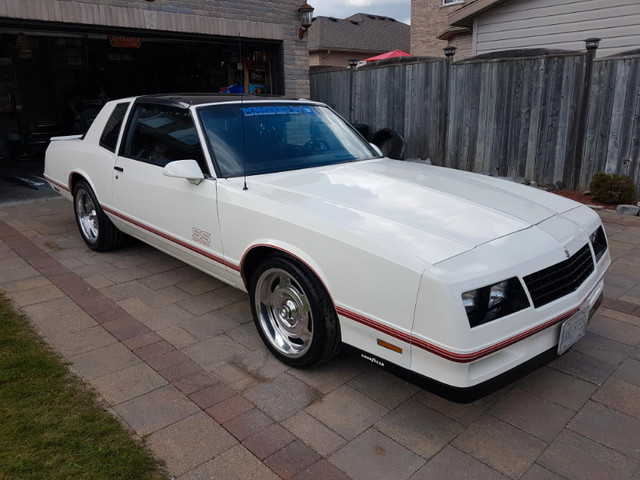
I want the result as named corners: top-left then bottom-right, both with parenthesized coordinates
top-left (311, 0), bottom-right (411, 25)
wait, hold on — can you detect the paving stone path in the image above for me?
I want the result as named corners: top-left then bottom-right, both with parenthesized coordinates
top-left (1, 197), bottom-right (639, 480)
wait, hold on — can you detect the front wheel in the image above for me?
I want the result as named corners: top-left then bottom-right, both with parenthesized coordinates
top-left (250, 254), bottom-right (341, 368)
top-left (73, 180), bottom-right (125, 251)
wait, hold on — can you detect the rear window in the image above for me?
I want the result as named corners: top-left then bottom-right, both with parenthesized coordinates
top-left (99, 103), bottom-right (129, 153)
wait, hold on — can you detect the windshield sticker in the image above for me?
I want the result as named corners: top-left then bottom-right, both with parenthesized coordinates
top-left (242, 105), bottom-right (315, 117)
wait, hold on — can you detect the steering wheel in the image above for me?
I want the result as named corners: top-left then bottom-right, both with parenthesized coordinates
top-left (296, 139), bottom-right (329, 157)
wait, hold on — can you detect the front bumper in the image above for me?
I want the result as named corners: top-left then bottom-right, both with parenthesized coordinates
top-left (348, 287), bottom-right (604, 403)
top-left (410, 273), bottom-right (605, 388)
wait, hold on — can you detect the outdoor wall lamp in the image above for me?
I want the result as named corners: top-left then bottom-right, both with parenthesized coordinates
top-left (444, 46), bottom-right (457, 57)
top-left (298, 2), bottom-right (314, 39)
top-left (585, 38), bottom-right (601, 50)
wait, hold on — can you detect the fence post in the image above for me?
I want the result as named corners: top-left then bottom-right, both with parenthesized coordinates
top-left (348, 59), bottom-right (358, 123)
top-left (443, 46), bottom-right (456, 166)
top-left (570, 38), bottom-right (600, 189)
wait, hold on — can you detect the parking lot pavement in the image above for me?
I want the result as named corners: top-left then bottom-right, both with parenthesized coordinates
top-left (1, 197), bottom-right (639, 480)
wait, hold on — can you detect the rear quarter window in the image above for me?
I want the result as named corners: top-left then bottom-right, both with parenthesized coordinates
top-left (99, 103), bottom-right (130, 153)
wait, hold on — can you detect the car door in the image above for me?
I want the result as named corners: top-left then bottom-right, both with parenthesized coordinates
top-left (112, 102), bottom-right (230, 282)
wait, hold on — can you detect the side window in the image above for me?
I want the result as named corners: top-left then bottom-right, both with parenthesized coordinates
top-left (99, 103), bottom-right (129, 153)
top-left (123, 104), bottom-right (208, 174)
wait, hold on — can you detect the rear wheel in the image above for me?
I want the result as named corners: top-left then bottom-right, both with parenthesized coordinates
top-left (250, 254), bottom-right (341, 368)
top-left (73, 180), bottom-right (125, 251)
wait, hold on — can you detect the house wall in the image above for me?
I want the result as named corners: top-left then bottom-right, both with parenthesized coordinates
top-left (0, 0), bottom-right (310, 96)
top-left (411, 0), bottom-right (468, 57)
top-left (474, 0), bottom-right (640, 57)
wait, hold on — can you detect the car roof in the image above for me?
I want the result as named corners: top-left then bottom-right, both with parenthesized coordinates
top-left (135, 93), bottom-right (306, 109)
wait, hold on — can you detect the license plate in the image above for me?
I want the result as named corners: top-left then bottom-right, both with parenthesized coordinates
top-left (557, 309), bottom-right (588, 355)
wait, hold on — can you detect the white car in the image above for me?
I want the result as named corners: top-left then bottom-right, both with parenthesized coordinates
top-left (44, 94), bottom-right (610, 392)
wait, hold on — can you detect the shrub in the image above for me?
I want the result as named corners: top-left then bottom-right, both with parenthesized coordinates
top-left (589, 172), bottom-right (636, 204)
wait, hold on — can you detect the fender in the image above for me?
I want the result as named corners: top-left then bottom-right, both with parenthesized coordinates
top-left (67, 169), bottom-right (91, 194)
top-left (240, 241), bottom-right (335, 304)
top-left (44, 174), bottom-right (71, 197)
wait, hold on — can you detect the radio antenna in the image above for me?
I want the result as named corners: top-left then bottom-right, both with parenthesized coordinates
top-left (239, 33), bottom-right (248, 191)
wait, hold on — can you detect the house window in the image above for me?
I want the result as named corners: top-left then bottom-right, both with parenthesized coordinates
top-left (443, 0), bottom-right (464, 5)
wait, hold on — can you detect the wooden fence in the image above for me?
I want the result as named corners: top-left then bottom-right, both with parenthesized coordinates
top-left (310, 52), bottom-right (640, 197)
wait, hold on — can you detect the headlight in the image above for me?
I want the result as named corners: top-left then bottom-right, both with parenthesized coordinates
top-left (590, 226), bottom-right (607, 262)
top-left (488, 280), bottom-right (509, 308)
top-left (462, 290), bottom-right (480, 310)
top-left (462, 278), bottom-right (529, 328)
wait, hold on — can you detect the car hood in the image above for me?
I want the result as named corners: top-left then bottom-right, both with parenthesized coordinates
top-left (248, 159), bottom-right (581, 265)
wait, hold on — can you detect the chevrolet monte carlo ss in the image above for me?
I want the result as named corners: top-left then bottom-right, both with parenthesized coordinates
top-left (44, 94), bottom-right (610, 391)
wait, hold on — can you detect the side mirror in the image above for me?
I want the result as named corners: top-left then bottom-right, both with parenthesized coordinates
top-left (163, 160), bottom-right (205, 185)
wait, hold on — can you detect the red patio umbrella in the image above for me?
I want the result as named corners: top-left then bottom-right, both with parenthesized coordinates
top-left (363, 50), bottom-right (412, 62)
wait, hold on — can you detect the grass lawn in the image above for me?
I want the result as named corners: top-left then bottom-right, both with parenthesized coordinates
top-left (0, 292), bottom-right (166, 480)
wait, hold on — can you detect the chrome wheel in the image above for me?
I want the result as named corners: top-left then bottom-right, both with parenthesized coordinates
top-left (75, 189), bottom-right (99, 244)
top-left (255, 268), bottom-right (313, 358)
top-left (73, 180), bottom-right (125, 251)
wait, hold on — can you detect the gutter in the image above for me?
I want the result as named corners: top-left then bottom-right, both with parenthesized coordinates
top-left (448, 0), bottom-right (511, 27)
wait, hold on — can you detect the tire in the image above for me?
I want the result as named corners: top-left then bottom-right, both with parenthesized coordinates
top-left (351, 123), bottom-right (370, 141)
top-left (73, 180), bottom-right (125, 251)
top-left (371, 128), bottom-right (406, 160)
top-left (249, 254), bottom-right (341, 368)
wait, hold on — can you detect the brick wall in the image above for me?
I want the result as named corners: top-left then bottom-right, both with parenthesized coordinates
top-left (0, 0), bottom-right (310, 97)
top-left (410, 0), bottom-right (467, 58)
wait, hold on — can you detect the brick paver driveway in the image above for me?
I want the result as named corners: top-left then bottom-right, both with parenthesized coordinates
top-left (1, 197), bottom-right (639, 480)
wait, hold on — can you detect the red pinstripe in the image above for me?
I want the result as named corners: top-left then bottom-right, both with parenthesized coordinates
top-left (101, 205), bottom-right (241, 271)
top-left (340, 305), bottom-right (579, 363)
top-left (44, 175), bottom-right (70, 192)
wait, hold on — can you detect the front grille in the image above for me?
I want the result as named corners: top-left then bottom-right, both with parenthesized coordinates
top-left (524, 244), bottom-right (594, 308)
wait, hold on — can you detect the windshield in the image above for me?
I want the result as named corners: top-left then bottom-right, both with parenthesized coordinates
top-left (197, 103), bottom-right (379, 177)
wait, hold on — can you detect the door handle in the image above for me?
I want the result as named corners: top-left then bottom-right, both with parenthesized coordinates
top-left (114, 166), bottom-right (124, 172)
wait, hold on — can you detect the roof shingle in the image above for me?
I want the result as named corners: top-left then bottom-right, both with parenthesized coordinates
top-left (308, 13), bottom-right (410, 53)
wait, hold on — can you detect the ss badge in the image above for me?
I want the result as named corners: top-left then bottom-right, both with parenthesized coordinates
top-left (192, 227), bottom-right (211, 246)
